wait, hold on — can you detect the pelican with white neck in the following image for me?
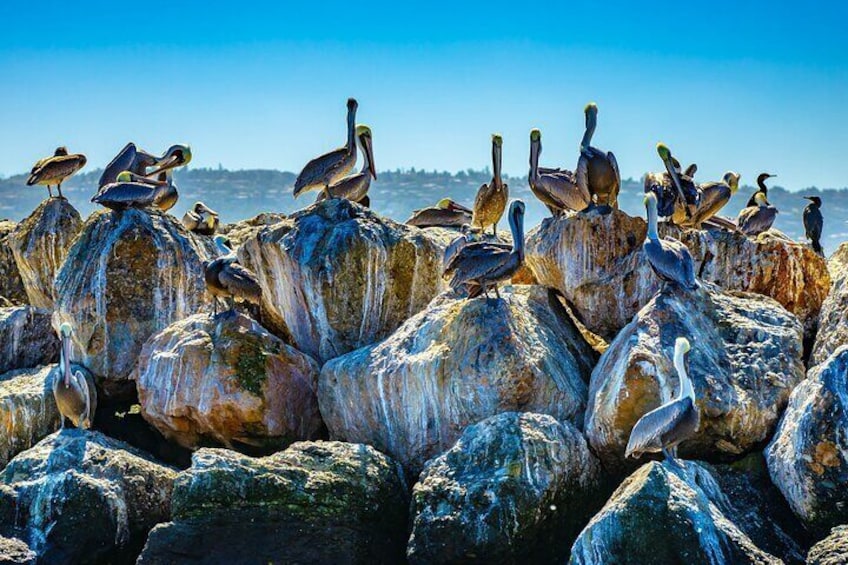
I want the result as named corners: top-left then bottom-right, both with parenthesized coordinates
top-left (643, 192), bottom-right (698, 290)
top-left (52, 323), bottom-right (97, 429)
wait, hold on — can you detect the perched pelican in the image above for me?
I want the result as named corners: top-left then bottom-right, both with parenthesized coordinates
top-left (576, 103), bottom-right (620, 208)
top-left (99, 143), bottom-right (191, 188)
top-left (802, 196), bottom-right (823, 256)
top-left (183, 202), bottom-right (220, 235)
top-left (448, 200), bottom-right (525, 299)
top-left (625, 337), bottom-right (699, 466)
top-left (316, 124), bottom-right (376, 206)
top-left (205, 236), bottom-right (262, 316)
top-left (406, 198), bottom-right (473, 228)
top-left (647, 143), bottom-right (701, 223)
top-left (92, 171), bottom-right (178, 211)
top-left (683, 172), bottom-right (741, 229)
top-left (528, 129), bottom-right (590, 215)
top-left (745, 173), bottom-right (776, 207)
top-left (442, 224), bottom-right (510, 275)
top-left (471, 134), bottom-right (509, 235)
top-left (294, 98), bottom-right (358, 199)
top-left (27, 147), bottom-right (87, 199)
top-left (737, 192), bottom-right (778, 236)
top-left (643, 193), bottom-right (698, 290)
top-left (52, 323), bottom-right (97, 429)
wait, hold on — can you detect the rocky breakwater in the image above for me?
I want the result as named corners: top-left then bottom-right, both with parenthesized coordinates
top-left (0, 306), bottom-right (58, 375)
top-left (811, 242), bottom-right (848, 366)
top-left (0, 220), bottom-right (26, 305)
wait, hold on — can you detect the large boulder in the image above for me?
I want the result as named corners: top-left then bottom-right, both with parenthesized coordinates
top-left (0, 221), bottom-right (26, 305)
top-left (585, 284), bottom-right (805, 472)
top-left (134, 312), bottom-right (322, 451)
top-left (0, 430), bottom-right (177, 565)
top-left (524, 208), bottom-right (657, 341)
top-left (137, 441), bottom-right (408, 564)
top-left (219, 211), bottom-right (287, 247)
top-left (319, 286), bottom-right (596, 476)
top-left (811, 243), bottom-right (848, 367)
top-left (766, 346), bottom-right (848, 536)
top-left (238, 199), bottom-right (444, 362)
top-left (0, 306), bottom-right (58, 375)
top-left (807, 525), bottom-right (848, 565)
top-left (53, 209), bottom-right (215, 398)
top-left (407, 412), bottom-right (602, 564)
top-left (0, 366), bottom-right (61, 468)
top-left (8, 199), bottom-right (82, 309)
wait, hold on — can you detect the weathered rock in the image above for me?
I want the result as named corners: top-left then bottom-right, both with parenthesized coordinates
top-left (766, 346), bottom-right (848, 536)
top-left (0, 430), bottom-right (177, 564)
top-left (525, 207), bottom-right (657, 340)
top-left (219, 211), bottom-right (287, 247)
top-left (137, 441), bottom-right (408, 564)
top-left (586, 284), bottom-right (804, 472)
top-left (0, 221), bottom-right (26, 306)
top-left (134, 312), bottom-right (322, 451)
top-left (407, 412), bottom-right (601, 564)
top-left (569, 461), bottom-right (782, 564)
top-left (0, 366), bottom-right (62, 469)
top-left (661, 224), bottom-right (830, 342)
top-left (238, 198), bottom-right (444, 362)
top-left (0, 536), bottom-right (35, 565)
top-left (807, 525), bottom-right (848, 565)
top-left (811, 242), bottom-right (848, 367)
top-left (53, 209), bottom-right (215, 398)
top-left (320, 286), bottom-right (596, 476)
top-left (0, 306), bottom-right (58, 375)
top-left (8, 199), bottom-right (82, 309)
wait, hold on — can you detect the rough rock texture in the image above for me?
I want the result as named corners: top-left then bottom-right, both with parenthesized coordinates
top-left (238, 198), bottom-right (445, 362)
top-left (8, 199), bottom-right (82, 309)
top-left (0, 430), bottom-right (177, 565)
top-left (807, 525), bottom-right (848, 565)
top-left (219, 212), bottom-right (287, 247)
top-left (811, 242), bottom-right (848, 366)
top-left (320, 286), bottom-right (596, 476)
top-left (569, 461), bottom-right (782, 564)
top-left (0, 536), bottom-right (35, 565)
top-left (137, 441), bottom-right (408, 564)
top-left (134, 312), bottom-right (322, 451)
top-left (586, 284), bottom-right (805, 472)
top-left (407, 412), bottom-right (601, 564)
top-left (0, 306), bottom-right (58, 375)
top-left (0, 366), bottom-right (61, 469)
top-left (766, 346), bottom-right (848, 536)
top-left (525, 208), bottom-right (657, 340)
top-left (662, 224), bottom-right (830, 342)
top-left (0, 221), bottom-right (26, 305)
top-left (53, 209), bottom-right (215, 398)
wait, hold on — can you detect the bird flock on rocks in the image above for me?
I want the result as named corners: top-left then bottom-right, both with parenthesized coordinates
top-left (24, 97), bottom-right (826, 470)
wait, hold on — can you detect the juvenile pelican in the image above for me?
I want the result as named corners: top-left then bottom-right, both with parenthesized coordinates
top-left (746, 173), bottom-right (776, 207)
top-left (802, 196), bottom-right (823, 255)
top-left (448, 200), bottom-right (525, 299)
top-left (643, 193), bottom-right (698, 290)
top-left (316, 124), bottom-right (376, 206)
top-left (472, 134), bottom-right (509, 235)
top-left (528, 129), bottom-right (590, 215)
top-left (625, 337), bottom-right (699, 466)
top-left (205, 236), bottom-right (262, 316)
top-left (294, 98), bottom-right (358, 199)
top-left (406, 198), bottom-right (473, 228)
top-left (92, 171), bottom-right (177, 211)
top-left (683, 172), bottom-right (741, 229)
top-left (183, 202), bottom-right (220, 235)
top-left (737, 192), bottom-right (777, 236)
top-left (576, 103), bottom-right (620, 208)
top-left (99, 143), bottom-right (191, 188)
top-left (647, 143), bottom-right (701, 223)
top-left (27, 147), bottom-right (87, 198)
top-left (52, 323), bottom-right (97, 429)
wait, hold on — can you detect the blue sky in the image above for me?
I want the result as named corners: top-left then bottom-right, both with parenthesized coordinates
top-left (1, 1), bottom-right (847, 189)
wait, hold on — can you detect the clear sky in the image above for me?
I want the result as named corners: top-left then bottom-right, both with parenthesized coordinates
top-left (2, 1), bottom-right (847, 189)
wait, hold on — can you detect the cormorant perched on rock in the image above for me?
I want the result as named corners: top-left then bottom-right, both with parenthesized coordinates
top-left (802, 196), bottom-right (824, 256)
top-left (737, 192), bottom-right (778, 236)
top-left (643, 193), bottom-right (698, 290)
top-left (27, 147), bottom-right (87, 199)
top-left (745, 173), bottom-right (776, 207)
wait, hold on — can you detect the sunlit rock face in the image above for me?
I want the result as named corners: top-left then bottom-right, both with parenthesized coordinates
top-left (137, 442), bottom-right (408, 564)
top-left (811, 242), bottom-right (848, 367)
top-left (0, 307), bottom-right (58, 375)
top-left (766, 345), bottom-right (848, 537)
top-left (219, 212), bottom-right (287, 247)
top-left (0, 535), bottom-right (35, 564)
top-left (319, 286), bottom-right (596, 476)
top-left (0, 430), bottom-right (177, 564)
top-left (134, 312), bottom-right (322, 452)
top-left (238, 199), bottom-right (445, 363)
top-left (407, 412), bottom-right (601, 564)
top-left (0, 366), bottom-right (61, 468)
top-left (53, 209), bottom-right (215, 399)
top-left (807, 525), bottom-right (848, 565)
top-left (8, 199), bottom-right (82, 309)
top-left (585, 285), bottom-right (804, 473)
top-left (0, 220), bottom-right (27, 305)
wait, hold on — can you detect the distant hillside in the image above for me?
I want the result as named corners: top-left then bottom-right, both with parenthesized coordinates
top-left (2, 168), bottom-right (845, 255)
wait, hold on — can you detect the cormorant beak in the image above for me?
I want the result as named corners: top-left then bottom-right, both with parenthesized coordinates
top-left (362, 133), bottom-right (376, 180)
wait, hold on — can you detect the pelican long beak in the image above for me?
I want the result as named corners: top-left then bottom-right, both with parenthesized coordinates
top-left (148, 147), bottom-right (191, 176)
top-left (362, 134), bottom-right (376, 180)
top-left (448, 201), bottom-right (472, 214)
top-left (62, 334), bottom-right (72, 387)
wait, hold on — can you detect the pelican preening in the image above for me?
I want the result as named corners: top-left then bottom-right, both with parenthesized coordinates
top-left (99, 142), bottom-right (191, 188)
top-left (205, 235), bottom-right (263, 316)
top-left (92, 170), bottom-right (179, 211)
top-left (576, 102), bottom-right (621, 208)
top-left (737, 192), bottom-right (778, 236)
top-left (528, 129), bottom-right (590, 215)
top-left (406, 198), bottom-right (473, 228)
top-left (802, 196), bottom-right (823, 255)
top-left (471, 134), bottom-right (509, 235)
top-left (647, 143), bottom-right (702, 224)
top-left (441, 224), bottom-right (510, 275)
top-left (294, 98), bottom-right (359, 199)
top-left (27, 147), bottom-right (87, 199)
top-left (316, 124), bottom-right (376, 206)
top-left (643, 193), bottom-right (698, 290)
top-left (52, 323), bottom-right (97, 430)
top-left (183, 202), bottom-right (220, 235)
top-left (682, 171), bottom-right (741, 229)
top-left (746, 173), bottom-right (776, 207)
top-left (625, 337), bottom-right (699, 466)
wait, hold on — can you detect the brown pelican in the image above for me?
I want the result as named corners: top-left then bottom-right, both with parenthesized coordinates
top-left (315, 124), bottom-right (376, 206)
top-left (528, 129), bottom-right (590, 215)
top-left (92, 171), bottom-right (178, 211)
top-left (205, 235), bottom-right (262, 316)
top-left (183, 202), bottom-right (220, 235)
top-left (52, 323), bottom-right (97, 429)
top-left (448, 200), bottom-right (525, 299)
top-left (737, 192), bottom-right (778, 236)
top-left (802, 196), bottom-right (824, 256)
top-left (625, 337), bottom-right (699, 466)
top-left (99, 143), bottom-right (191, 188)
top-left (576, 103), bottom-right (620, 208)
top-left (406, 198), bottom-right (473, 228)
top-left (646, 143), bottom-right (701, 223)
top-left (643, 193), bottom-right (698, 290)
top-left (471, 134), bottom-right (509, 235)
top-left (745, 173), bottom-right (776, 207)
top-left (683, 163), bottom-right (698, 178)
top-left (294, 98), bottom-right (358, 199)
top-left (442, 224), bottom-right (510, 275)
top-left (27, 147), bottom-right (87, 198)
top-left (683, 172), bottom-right (741, 229)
